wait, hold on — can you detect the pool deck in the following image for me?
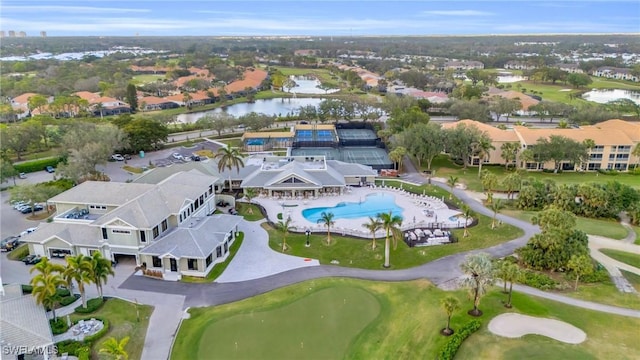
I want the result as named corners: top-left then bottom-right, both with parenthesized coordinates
top-left (253, 186), bottom-right (465, 238)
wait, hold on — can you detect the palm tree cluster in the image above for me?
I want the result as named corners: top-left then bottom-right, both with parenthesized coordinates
top-left (29, 252), bottom-right (114, 319)
top-left (214, 144), bottom-right (247, 192)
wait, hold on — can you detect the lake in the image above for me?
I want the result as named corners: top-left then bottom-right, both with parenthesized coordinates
top-left (582, 89), bottom-right (640, 105)
top-left (176, 98), bottom-right (324, 123)
top-left (285, 76), bottom-right (340, 94)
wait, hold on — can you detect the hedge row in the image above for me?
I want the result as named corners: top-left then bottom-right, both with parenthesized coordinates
top-left (74, 297), bottom-right (104, 313)
top-left (13, 157), bottom-right (61, 173)
top-left (21, 285), bottom-right (70, 298)
top-left (50, 318), bottom-right (68, 335)
top-left (60, 294), bottom-right (80, 306)
top-left (438, 319), bottom-right (482, 360)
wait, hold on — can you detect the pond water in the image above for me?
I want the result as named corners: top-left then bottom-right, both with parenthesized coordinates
top-left (582, 89), bottom-right (640, 105)
top-left (285, 76), bottom-right (340, 94)
top-left (177, 98), bottom-right (324, 123)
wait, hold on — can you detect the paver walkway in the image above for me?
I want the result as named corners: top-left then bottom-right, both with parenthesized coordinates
top-left (589, 235), bottom-right (640, 293)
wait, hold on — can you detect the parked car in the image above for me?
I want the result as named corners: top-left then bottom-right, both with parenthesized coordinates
top-left (20, 204), bottom-right (44, 214)
top-left (124, 154), bottom-right (132, 160)
top-left (45, 166), bottom-right (55, 173)
top-left (111, 154), bottom-right (125, 161)
top-left (13, 201), bottom-right (27, 210)
top-left (190, 155), bottom-right (201, 162)
top-left (172, 153), bottom-right (183, 160)
top-left (19, 172), bottom-right (27, 179)
top-left (20, 227), bottom-right (38, 237)
top-left (1, 236), bottom-right (21, 252)
top-left (22, 254), bottom-right (42, 265)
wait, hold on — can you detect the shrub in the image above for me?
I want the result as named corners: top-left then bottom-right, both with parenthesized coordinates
top-left (576, 267), bottom-right (610, 283)
top-left (438, 319), bottom-right (482, 360)
top-left (13, 157), bottom-right (62, 173)
top-left (80, 317), bottom-right (109, 343)
top-left (21, 284), bottom-right (33, 294)
top-left (55, 340), bottom-right (90, 357)
top-left (519, 270), bottom-right (558, 290)
top-left (277, 213), bottom-right (283, 220)
top-left (56, 288), bottom-right (71, 297)
top-left (597, 168), bottom-right (620, 176)
top-left (74, 297), bottom-right (104, 314)
top-left (60, 294), bottom-right (80, 306)
top-left (50, 318), bottom-right (69, 335)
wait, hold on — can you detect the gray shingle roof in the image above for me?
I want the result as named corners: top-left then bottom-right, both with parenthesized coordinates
top-left (1, 284), bottom-right (53, 350)
top-left (240, 158), bottom-right (354, 188)
top-left (134, 162), bottom-right (222, 184)
top-left (20, 222), bottom-right (102, 247)
top-left (139, 214), bottom-right (242, 258)
top-left (48, 181), bottom-right (155, 206)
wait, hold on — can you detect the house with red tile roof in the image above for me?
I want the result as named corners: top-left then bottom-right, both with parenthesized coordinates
top-left (139, 96), bottom-right (180, 111)
top-left (224, 68), bottom-right (268, 95)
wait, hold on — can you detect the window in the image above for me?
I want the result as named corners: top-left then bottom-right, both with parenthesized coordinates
top-left (592, 145), bottom-right (604, 153)
top-left (209, 185), bottom-right (213, 195)
top-left (188, 258), bottom-right (198, 271)
top-left (216, 246), bottom-right (222, 258)
top-left (206, 253), bottom-right (213, 267)
top-left (618, 146), bottom-right (631, 153)
top-left (161, 219), bottom-right (168, 232)
top-left (101, 228), bottom-right (108, 240)
top-left (609, 154), bottom-right (616, 161)
top-left (199, 195), bottom-right (204, 204)
top-left (152, 256), bottom-right (162, 268)
top-left (224, 242), bottom-right (229, 253)
top-left (616, 154), bottom-right (629, 161)
top-left (589, 154), bottom-right (602, 160)
top-left (112, 229), bottom-right (131, 234)
top-left (588, 163), bottom-right (601, 170)
top-left (140, 231), bottom-right (146, 243)
top-left (153, 226), bottom-right (159, 239)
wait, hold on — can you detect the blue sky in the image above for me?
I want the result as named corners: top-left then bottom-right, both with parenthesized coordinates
top-left (1, 1), bottom-right (639, 36)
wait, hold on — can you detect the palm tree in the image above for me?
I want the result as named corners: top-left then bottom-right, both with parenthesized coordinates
top-left (89, 252), bottom-right (114, 300)
top-left (243, 187), bottom-right (258, 214)
top-left (447, 176), bottom-right (458, 200)
top-left (460, 204), bottom-right (473, 237)
top-left (500, 142), bottom-right (519, 170)
top-left (275, 217), bottom-right (294, 252)
top-left (377, 211), bottom-right (403, 268)
top-left (99, 336), bottom-right (130, 360)
top-left (29, 258), bottom-right (66, 321)
top-left (502, 262), bottom-right (521, 308)
top-left (64, 254), bottom-right (93, 309)
top-left (472, 137), bottom-right (495, 178)
top-left (95, 103), bottom-right (105, 120)
top-left (362, 216), bottom-right (382, 250)
top-left (317, 212), bottom-right (335, 245)
top-left (481, 171), bottom-right (498, 204)
top-left (489, 199), bottom-right (504, 229)
top-left (214, 144), bottom-right (246, 191)
top-left (440, 296), bottom-right (460, 336)
top-left (519, 148), bottom-right (535, 169)
top-left (459, 252), bottom-right (494, 316)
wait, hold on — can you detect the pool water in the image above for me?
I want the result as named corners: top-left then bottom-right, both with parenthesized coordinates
top-left (302, 193), bottom-right (404, 222)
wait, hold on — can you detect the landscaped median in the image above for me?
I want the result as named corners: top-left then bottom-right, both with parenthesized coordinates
top-left (170, 278), bottom-right (640, 360)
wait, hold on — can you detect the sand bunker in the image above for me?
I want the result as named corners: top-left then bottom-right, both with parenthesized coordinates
top-left (488, 313), bottom-right (586, 344)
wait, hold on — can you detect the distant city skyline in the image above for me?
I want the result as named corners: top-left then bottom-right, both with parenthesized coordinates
top-left (1, 0), bottom-right (639, 37)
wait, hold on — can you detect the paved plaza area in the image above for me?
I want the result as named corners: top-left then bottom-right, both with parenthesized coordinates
top-left (253, 186), bottom-right (466, 238)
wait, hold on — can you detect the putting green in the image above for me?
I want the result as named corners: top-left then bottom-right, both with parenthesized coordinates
top-left (196, 286), bottom-right (380, 359)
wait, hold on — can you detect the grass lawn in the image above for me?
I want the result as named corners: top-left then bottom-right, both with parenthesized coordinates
top-left (501, 209), bottom-right (629, 240)
top-left (131, 74), bottom-right (166, 84)
top-left (70, 298), bottom-right (153, 360)
top-left (599, 248), bottom-right (640, 269)
top-left (635, 226), bottom-right (640, 245)
top-left (122, 165), bottom-right (144, 174)
top-left (265, 211), bottom-right (523, 270)
top-left (426, 155), bottom-right (640, 192)
top-left (7, 244), bottom-right (29, 261)
top-left (182, 233), bottom-right (244, 283)
top-left (218, 138), bottom-right (243, 148)
top-left (505, 78), bottom-right (640, 105)
top-left (236, 203), bottom-right (264, 222)
top-left (621, 270), bottom-right (640, 292)
top-left (171, 278), bottom-right (640, 360)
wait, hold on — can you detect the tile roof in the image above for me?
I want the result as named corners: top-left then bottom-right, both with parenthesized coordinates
top-left (224, 68), bottom-right (268, 93)
top-left (513, 126), bottom-right (635, 146)
top-left (139, 214), bottom-right (242, 258)
top-left (442, 120), bottom-right (520, 142)
top-left (591, 119), bottom-right (640, 142)
top-left (11, 92), bottom-right (40, 104)
top-left (139, 96), bottom-right (178, 105)
top-left (242, 132), bottom-right (294, 139)
top-left (1, 284), bottom-right (54, 350)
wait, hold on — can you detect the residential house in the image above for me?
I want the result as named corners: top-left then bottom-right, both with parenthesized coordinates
top-left (554, 63), bottom-right (584, 74)
top-left (74, 91), bottom-right (131, 116)
top-left (139, 96), bottom-right (181, 111)
top-left (224, 68), bottom-right (269, 96)
top-left (442, 120), bottom-right (520, 167)
top-left (443, 60), bottom-right (485, 70)
top-left (504, 60), bottom-right (537, 70)
top-left (592, 67), bottom-right (639, 82)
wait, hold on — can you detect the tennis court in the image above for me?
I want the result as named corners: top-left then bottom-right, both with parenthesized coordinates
top-left (294, 129), bottom-right (337, 143)
top-left (336, 129), bottom-right (377, 141)
top-left (291, 147), bottom-right (392, 169)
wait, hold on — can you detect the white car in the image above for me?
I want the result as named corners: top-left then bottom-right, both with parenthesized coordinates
top-left (172, 153), bottom-right (184, 160)
top-left (111, 154), bottom-right (125, 161)
top-left (20, 227), bottom-right (38, 237)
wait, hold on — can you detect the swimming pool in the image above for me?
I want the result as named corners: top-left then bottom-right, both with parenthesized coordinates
top-left (302, 193), bottom-right (404, 222)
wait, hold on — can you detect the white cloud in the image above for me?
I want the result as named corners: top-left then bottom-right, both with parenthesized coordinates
top-left (422, 10), bottom-right (494, 16)
top-left (2, 5), bottom-right (150, 13)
